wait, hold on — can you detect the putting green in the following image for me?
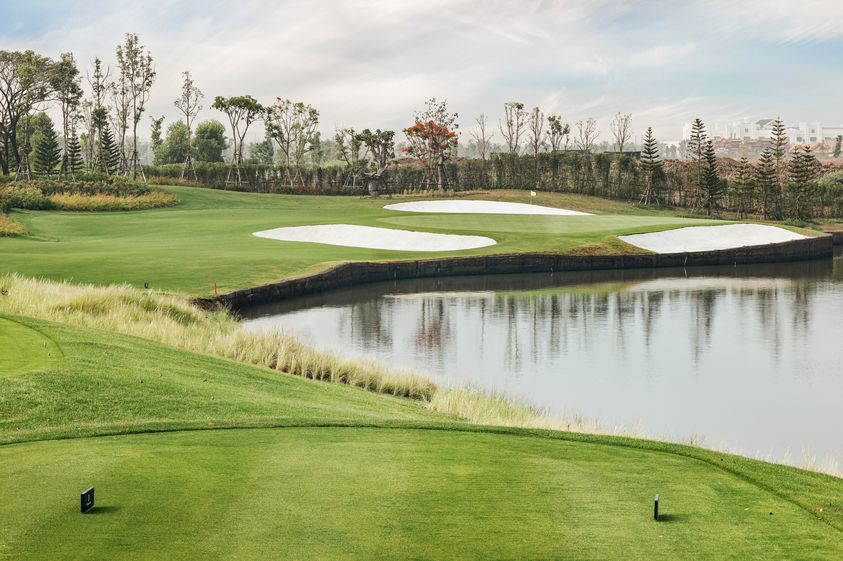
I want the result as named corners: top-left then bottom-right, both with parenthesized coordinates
top-left (3, 427), bottom-right (841, 561)
top-left (378, 213), bottom-right (718, 235)
top-left (0, 316), bottom-right (60, 375)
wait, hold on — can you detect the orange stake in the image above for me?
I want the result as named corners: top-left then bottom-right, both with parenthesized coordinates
top-left (213, 281), bottom-right (217, 295)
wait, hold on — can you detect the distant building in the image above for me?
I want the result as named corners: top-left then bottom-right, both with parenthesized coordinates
top-left (681, 118), bottom-right (843, 158)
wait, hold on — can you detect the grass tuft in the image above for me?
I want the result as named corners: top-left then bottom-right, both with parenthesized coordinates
top-left (0, 213), bottom-right (28, 237)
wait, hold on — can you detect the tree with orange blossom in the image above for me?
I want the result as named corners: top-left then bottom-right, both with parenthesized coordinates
top-left (403, 98), bottom-right (458, 191)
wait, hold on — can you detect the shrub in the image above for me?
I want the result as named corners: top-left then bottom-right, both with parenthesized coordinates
top-left (48, 191), bottom-right (178, 211)
top-left (0, 184), bottom-right (52, 210)
top-left (0, 214), bottom-right (28, 237)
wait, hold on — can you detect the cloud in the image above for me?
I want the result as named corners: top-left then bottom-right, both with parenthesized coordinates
top-left (1, 0), bottom-right (841, 143)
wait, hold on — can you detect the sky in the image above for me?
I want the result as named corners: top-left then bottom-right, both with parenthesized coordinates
top-left (2, 0), bottom-right (842, 144)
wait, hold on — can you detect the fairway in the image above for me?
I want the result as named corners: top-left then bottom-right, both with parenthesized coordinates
top-left (0, 316), bottom-right (59, 375)
top-left (0, 186), bottom-right (722, 295)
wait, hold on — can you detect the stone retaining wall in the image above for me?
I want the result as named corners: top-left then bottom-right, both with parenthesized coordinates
top-left (196, 235), bottom-right (833, 312)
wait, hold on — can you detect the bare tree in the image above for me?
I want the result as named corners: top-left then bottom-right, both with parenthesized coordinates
top-left (470, 113), bottom-right (494, 162)
top-left (87, 57), bottom-right (110, 171)
top-left (116, 33), bottom-right (155, 180)
top-left (498, 101), bottom-right (525, 154)
top-left (110, 68), bottom-right (130, 172)
top-left (265, 98), bottom-right (319, 187)
top-left (527, 106), bottom-right (545, 187)
top-left (575, 118), bottom-right (598, 152)
top-left (610, 112), bottom-right (632, 153)
top-left (174, 71), bottom-right (203, 180)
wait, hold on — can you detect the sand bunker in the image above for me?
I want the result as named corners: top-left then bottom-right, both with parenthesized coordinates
top-left (384, 200), bottom-right (592, 215)
top-left (253, 224), bottom-right (496, 252)
top-left (619, 224), bottom-right (807, 254)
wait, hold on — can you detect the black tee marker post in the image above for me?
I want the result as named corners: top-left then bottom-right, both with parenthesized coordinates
top-left (81, 486), bottom-right (94, 513)
top-left (653, 494), bottom-right (660, 521)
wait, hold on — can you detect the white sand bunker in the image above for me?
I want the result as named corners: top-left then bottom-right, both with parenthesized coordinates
top-left (253, 224), bottom-right (496, 252)
top-left (384, 200), bottom-right (592, 216)
top-left (619, 224), bottom-right (807, 254)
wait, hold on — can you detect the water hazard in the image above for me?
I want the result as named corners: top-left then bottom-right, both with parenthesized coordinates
top-left (243, 248), bottom-right (843, 469)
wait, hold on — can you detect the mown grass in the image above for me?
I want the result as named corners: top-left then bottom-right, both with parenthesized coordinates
top-left (1, 314), bottom-right (842, 559)
top-left (0, 185), bottom-right (727, 295)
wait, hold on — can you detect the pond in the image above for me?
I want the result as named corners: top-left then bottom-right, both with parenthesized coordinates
top-left (243, 248), bottom-right (843, 470)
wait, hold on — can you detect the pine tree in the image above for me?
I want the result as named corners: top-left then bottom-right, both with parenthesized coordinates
top-left (99, 123), bottom-right (120, 174)
top-left (786, 146), bottom-right (819, 219)
top-left (700, 140), bottom-right (723, 215)
top-left (639, 127), bottom-right (664, 205)
top-left (731, 156), bottom-right (755, 218)
top-left (754, 148), bottom-right (780, 219)
top-left (770, 118), bottom-right (788, 184)
top-left (687, 118), bottom-right (707, 207)
top-left (66, 133), bottom-right (84, 175)
top-left (33, 119), bottom-right (62, 176)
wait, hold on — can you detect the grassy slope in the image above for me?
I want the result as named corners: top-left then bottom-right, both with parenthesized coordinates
top-left (1, 315), bottom-right (842, 560)
top-left (0, 186), bottom-right (721, 295)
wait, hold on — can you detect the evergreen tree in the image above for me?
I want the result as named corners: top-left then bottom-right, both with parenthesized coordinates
top-left (786, 146), bottom-right (819, 219)
top-left (834, 135), bottom-right (842, 158)
top-left (66, 133), bottom-right (84, 175)
top-left (99, 123), bottom-right (120, 174)
top-left (754, 148), bottom-right (780, 219)
top-left (33, 118), bottom-right (62, 175)
top-left (731, 156), bottom-right (755, 218)
top-left (770, 118), bottom-right (788, 184)
top-left (700, 140), bottom-right (724, 215)
top-left (687, 118), bottom-right (707, 207)
top-left (639, 127), bottom-right (664, 205)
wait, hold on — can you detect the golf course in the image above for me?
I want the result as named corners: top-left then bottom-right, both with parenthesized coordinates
top-left (1, 185), bottom-right (841, 560)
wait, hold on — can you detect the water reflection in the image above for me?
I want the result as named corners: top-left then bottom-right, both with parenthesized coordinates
top-left (243, 250), bottom-right (843, 468)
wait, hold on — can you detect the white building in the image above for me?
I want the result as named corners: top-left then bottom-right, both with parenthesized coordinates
top-left (682, 119), bottom-right (843, 144)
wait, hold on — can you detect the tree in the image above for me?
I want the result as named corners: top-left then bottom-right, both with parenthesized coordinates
top-left (174, 70), bottom-right (202, 179)
top-left (86, 57), bottom-right (110, 170)
top-left (639, 127), bottom-right (664, 205)
top-left (403, 98), bottom-right (459, 190)
top-left (51, 52), bottom-right (82, 176)
top-left (547, 114), bottom-right (568, 152)
top-left (98, 121), bottom-right (120, 173)
top-left (610, 112), bottom-right (632, 153)
top-left (526, 106), bottom-right (545, 187)
top-left (786, 145), bottom-right (820, 219)
top-left (116, 33), bottom-right (155, 179)
top-left (211, 95), bottom-right (264, 183)
top-left (499, 101), bottom-right (525, 153)
top-left (754, 148), bottom-right (779, 219)
top-left (248, 135), bottom-right (274, 165)
top-left (470, 113), bottom-right (494, 162)
top-left (770, 118), bottom-right (788, 183)
top-left (33, 115), bottom-right (61, 175)
top-left (150, 115), bottom-right (164, 153)
top-left (265, 98), bottom-right (319, 186)
top-left (686, 118), bottom-right (707, 207)
top-left (191, 120), bottom-right (227, 162)
top-left (834, 135), bottom-right (841, 158)
top-left (154, 120), bottom-right (188, 165)
top-left (0, 50), bottom-right (55, 175)
top-left (574, 118), bottom-right (598, 152)
top-left (356, 128), bottom-right (395, 196)
top-left (66, 129), bottom-right (84, 175)
top-left (699, 140), bottom-right (723, 215)
top-left (731, 156), bottom-right (755, 218)
top-left (110, 62), bottom-right (130, 173)
top-left (335, 127), bottom-right (365, 188)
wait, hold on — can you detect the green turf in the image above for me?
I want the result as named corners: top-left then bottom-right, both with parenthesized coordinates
top-left (0, 316), bottom-right (60, 375)
top-left (0, 186), bottom-right (722, 295)
top-left (1, 315), bottom-right (842, 560)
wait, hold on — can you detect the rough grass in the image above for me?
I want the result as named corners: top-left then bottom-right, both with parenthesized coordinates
top-left (48, 191), bottom-right (178, 211)
top-left (0, 274), bottom-right (435, 400)
top-left (0, 214), bottom-right (28, 237)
